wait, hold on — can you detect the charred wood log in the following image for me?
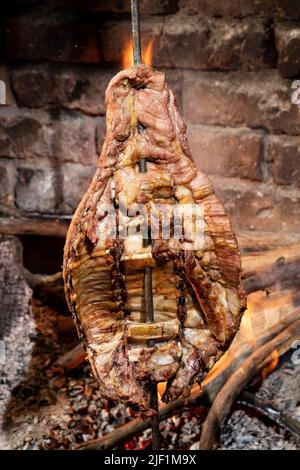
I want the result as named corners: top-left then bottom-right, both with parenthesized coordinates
top-left (237, 391), bottom-right (300, 444)
top-left (238, 231), bottom-right (300, 254)
top-left (56, 343), bottom-right (86, 369)
top-left (0, 216), bottom-right (69, 238)
top-left (242, 243), bottom-right (300, 277)
top-left (23, 269), bottom-right (68, 312)
top-left (244, 257), bottom-right (300, 295)
top-left (197, 318), bottom-right (300, 450)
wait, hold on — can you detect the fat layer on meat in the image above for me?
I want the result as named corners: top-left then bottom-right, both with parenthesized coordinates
top-left (63, 65), bottom-right (246, 412)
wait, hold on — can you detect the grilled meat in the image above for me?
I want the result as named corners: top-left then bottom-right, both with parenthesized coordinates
top-left (63, 65), bottom-right (246, 412)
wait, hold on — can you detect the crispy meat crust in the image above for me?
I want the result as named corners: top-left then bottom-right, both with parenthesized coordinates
top-left (63, 65), bottom-right (246, 412)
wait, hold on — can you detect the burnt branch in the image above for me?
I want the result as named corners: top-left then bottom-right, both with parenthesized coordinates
top-left (0, 216), bottom-right (69, 238)
top-left (197, 318), bottom-right (300, 450)
top-left (244, 257), bottom-right (300, 294)
top-left (237, 391), bottom-right (300, 444)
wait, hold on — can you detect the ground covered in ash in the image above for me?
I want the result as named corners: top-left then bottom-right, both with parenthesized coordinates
top-left (0, 298), bottom-right (299, 450)
top-left (220, 352), bottom-right (300, 450)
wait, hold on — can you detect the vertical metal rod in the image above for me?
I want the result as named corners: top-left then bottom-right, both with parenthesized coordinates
top-left (130, 0), bottom-right (142, 64)
top-left (145, 266), bottom-right (154, 323)
top-left (130, 0), bottom-right (160, 450)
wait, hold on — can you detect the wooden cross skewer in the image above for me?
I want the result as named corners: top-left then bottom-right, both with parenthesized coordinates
top-left (130, 0), bottom-right (160, 450)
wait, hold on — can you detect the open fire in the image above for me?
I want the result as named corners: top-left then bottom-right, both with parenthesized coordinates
top-left (122, 38), bottom-right (155, 69)
top-left (261, 350), bottom-right (279, 381)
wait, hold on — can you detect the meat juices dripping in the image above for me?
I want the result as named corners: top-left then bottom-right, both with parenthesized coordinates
top-left (63, 65), bottom-right (247, 412)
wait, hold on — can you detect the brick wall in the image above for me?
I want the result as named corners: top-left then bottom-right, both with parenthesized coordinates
top-left (1, 0), bottom-right (300, 245)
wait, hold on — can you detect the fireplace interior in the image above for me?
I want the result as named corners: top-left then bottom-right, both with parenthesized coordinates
top-left (0, 0), bottom-right (300, 451)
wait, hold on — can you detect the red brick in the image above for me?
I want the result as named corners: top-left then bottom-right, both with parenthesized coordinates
top-left (11, 65), bottom-right (113, 115)
top-left (0, 108), bottom-right (98, 165)
top-left (268, 135), bottom-right (300, 187)
top-left (157, 17), bottom-right (276, 70)
top-left (0, 160), bottom-right (16, 213)
top-left (183, 70), bottom-right (300, 135)
top-left (211, 176), bottom-right (300, 234)
top-left (61, 163), bottom-right (95, 214)
top-left (164, 69), bottom-right (184, 113)
top-left (4, 12), bottom-right (101, 63)
top-left (75, 0), bottom-right (179, 15)
top-left (15, 162), bottom-right (57, 214)
top-left (0, 66), bottom-right (15, 106)
top-left (101, 19), bottom-right (162, 65)
top-left (156, 17), bottom-right (224, 69)
top-left (14, 160), bottom-right (96, 216)
top-left (180, 0), bottom-right (300, 20)
top-left (187, 125), bottom-right (265, 181)
top-left (276, 22), bottom-right (300, 77)
top-left (10, 66), bottom-right (53, 108)
top-left (102, 17), bottom-right (276, 70)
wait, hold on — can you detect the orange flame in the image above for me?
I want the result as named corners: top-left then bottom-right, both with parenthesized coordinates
top-left (122, 40), bottom-right (133, 69)
top-left (240, 299), bottom-right (255, 345)
top-left (143, 38), bottom-right (155, 66)
top-left (157, 381), bottom-right (167, 404)
top-left (261, 349), bottom-right (279, 380)
top-left (122, 38), bottom-right (155, 69)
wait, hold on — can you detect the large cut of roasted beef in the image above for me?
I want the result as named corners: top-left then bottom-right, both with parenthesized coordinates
top-left (63, 65), bottom-right (246, 412)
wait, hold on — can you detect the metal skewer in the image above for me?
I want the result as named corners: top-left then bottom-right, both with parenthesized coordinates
top-left (130, 0), bottom-right (160, 451)
top-left (131, 0), bottom-right (142, 65)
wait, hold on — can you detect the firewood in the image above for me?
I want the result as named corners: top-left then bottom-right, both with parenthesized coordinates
top-left (23, 269), bottom-right (63, 289)
top-left (243, 257), bottom-right (300, 294)
top-left (23, 269), bottom-right (68, 312)
top-left (57, 315), bottom-right (76, 333)
top-left (76, 309), bottom-right (300, 450)
top-left (76, 391), bottom-right (206, 450)
top-left (56, 343), bottom-right (86, 369)
top-left (238, 230), bottom-right (300, 253)
top-left (242, 243), bottom-right (300, 277)
top-left (0, 216), bottom-right (69, 238)
top-left (197, 318), bottom-right (300, 450)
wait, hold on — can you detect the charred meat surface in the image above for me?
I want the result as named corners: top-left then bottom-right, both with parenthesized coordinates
top-left (63, 65), bottom-right (246, 412)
